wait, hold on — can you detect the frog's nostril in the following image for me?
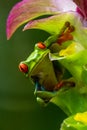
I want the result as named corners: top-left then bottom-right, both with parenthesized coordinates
top-left (19, 63), bottom-right (28, 73)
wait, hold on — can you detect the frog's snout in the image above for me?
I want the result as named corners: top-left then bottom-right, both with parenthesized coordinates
top-left (19, 63), bottom-right (28, 73)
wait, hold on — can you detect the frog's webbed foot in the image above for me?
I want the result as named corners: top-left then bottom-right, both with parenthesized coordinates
top-left (54, 79), bottom-right (75, 91)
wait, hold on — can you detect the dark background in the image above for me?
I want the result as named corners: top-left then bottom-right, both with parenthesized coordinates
top-left (0, 1), bottom-right (66, 130)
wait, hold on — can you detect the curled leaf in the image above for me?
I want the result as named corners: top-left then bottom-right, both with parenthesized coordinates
top-left (24, 12), bottom-right (87, 48)
top-left (6, 0), bottom-right (76, 39)
top-left (23, 12), bottom-right (81, 35)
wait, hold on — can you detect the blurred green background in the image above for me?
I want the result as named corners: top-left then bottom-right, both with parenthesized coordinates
top-left (0, 1), bottom-right (66, 130)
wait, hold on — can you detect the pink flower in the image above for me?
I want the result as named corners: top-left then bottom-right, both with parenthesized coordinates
top-left (6, 0), bottom-right (76, 39)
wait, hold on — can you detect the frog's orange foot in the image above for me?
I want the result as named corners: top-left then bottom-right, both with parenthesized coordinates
top-left (54, 81), bottom-right (64, 90)
top-left (54, 81), bottom-right (75, 91)
top-left (57, 33), bottom-right (73, 45)
top-left (57, 22), bottom-right (75, 45)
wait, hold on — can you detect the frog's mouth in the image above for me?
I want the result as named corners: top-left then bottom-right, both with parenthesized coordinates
top-left (29, 54), bottom-right (75, 104)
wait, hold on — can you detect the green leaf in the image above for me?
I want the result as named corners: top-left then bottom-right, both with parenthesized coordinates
top-left (51, 87), bottom-right (87, 116)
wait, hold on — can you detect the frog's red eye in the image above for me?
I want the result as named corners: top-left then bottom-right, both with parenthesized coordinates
top-left (19, 63), bottom-right (28, 73)
top-left (37, 42), bottom-right (46, 49)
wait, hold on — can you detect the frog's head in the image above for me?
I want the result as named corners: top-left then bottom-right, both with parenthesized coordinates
top-left (19, 42), bottom-right (58, 105)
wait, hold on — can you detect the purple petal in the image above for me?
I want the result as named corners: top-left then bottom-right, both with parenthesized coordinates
top-left (73, 0), bottom-right (87, 19)
top-left (6, 0), bottom-right (76, 39)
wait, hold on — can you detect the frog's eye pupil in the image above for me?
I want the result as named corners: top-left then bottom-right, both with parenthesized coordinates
top-left (19, 63), bottom-right (28, 73)
top-left (37, 42), bottom-right (46, 49)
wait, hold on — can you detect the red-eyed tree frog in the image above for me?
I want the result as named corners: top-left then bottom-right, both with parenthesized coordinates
top-left (19, 22), bottom-right (76, 106)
